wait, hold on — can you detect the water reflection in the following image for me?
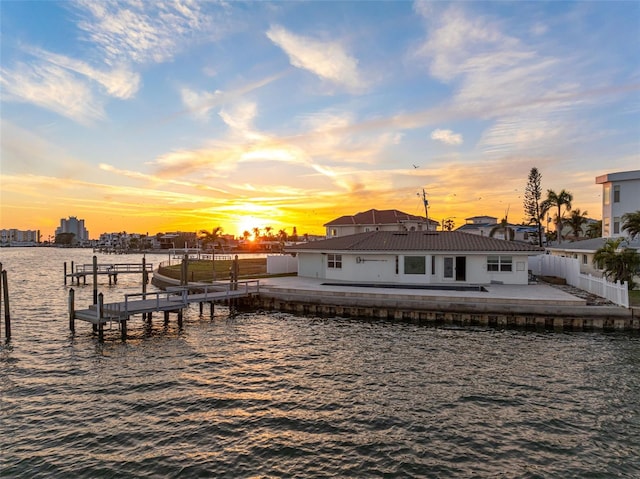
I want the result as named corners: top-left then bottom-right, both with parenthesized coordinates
top-left (1, 248), bottom-right (639, 478)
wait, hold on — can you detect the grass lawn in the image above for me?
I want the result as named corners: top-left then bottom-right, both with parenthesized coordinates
top-left (158, 258), bottom-right (281, 283)
top-left (629, 289), bottom-right (640, 307)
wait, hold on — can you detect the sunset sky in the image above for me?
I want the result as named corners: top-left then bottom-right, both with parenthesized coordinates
top-left (1, 1), bottom-right (638, 240)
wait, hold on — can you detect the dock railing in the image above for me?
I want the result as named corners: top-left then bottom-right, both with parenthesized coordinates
top-left (98, 280), bottom-right (260, 318)
top-left (75, 263), bottom-right (154, 273)
top-left (165, 280), bottom-right (261, 302)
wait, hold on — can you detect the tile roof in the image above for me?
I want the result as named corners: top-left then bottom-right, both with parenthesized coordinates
top-left (287, 231), bottom-right (545, 253)
top-left (324, 208), bottom-right (434, 226)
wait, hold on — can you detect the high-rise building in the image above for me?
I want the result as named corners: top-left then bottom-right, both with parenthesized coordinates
top-left (55, 216), bottom-right (89, 243)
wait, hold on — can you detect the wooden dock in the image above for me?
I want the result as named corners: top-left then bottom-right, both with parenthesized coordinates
top-left (69, 280), bottom-right (260, 339)
top-left (64, 262), bottom-right (153, 285)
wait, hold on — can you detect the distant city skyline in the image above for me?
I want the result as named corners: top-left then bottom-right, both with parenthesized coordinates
top-left (1, 1), bottom-right (638, 239)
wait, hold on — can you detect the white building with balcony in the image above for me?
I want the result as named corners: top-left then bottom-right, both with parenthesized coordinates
top-left (595, 170), bottom-right (640, 238)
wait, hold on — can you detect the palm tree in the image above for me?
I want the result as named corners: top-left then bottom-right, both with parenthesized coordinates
top-left (242, 231), bottom-right (251, 241)
top-left (252, 227), bottom-right (261, 242)
top-left (540, 189), bottom-right (573, 244)
top-left (622, 211), bottom-right (640, 240)
top-left (586, 220), bottom-right (602, 239)
top-left (278, 229), bottom-right (288, 251)
top-left (566, 209), bottom-right (588, 240)
top-left (593, 238), bottom-right (640, 289)
top-left (442, 218), bottom-right (456, 231)
top-left (489, 218), bottom-right (515, 241)
top-left (200, 226), bottom-right (226, 282)
top-left (199, 226), bottom-right (226, 253)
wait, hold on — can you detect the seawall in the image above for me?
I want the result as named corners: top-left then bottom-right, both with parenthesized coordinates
top-left (152, 271), bottom-right (638, 331)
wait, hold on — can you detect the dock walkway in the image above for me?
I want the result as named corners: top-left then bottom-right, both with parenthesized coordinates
top-left (74, 280), bottom-right (259, 323)
top-left (65, 262), bottom-right (154, 285)
top-left (71, 280), bottom-right (260, 338)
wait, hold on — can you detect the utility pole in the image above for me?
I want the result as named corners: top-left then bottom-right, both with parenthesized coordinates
top-left (420, 188), bottom-right (430, 231)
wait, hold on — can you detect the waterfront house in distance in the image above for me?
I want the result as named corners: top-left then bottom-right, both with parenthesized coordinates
top-left (286, 230), bottom-right (544, 285)
top-left (595, 169), bottom-right (640, 237)
top-left (456, 216), bottom-right (542, 244)
top-left (325, 209), bottom-right (439, 238)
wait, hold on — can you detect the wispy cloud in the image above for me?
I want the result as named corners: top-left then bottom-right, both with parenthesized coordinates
top-left (179, 73), bottom-right (284, 122)
top-left (267, 25), bottom-right (367, 93)
top-left (431, 128), bottom-right (462, 145)
top-left (26, 47), bottom-right (140, 99)
top-left (74, 0), bottom-right (217, 66)
top-left (0, 1), bottom-right (223, 124)
top-left (410, 3), bottom-right (619, 155)
top-left (0, 120), bottom-right (92, 176)
top-left (0, 62), bottom-right (104, 124)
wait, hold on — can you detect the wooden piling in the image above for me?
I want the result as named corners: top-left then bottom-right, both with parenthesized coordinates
top-left (2, 270), bottom-right (11, 340)
top-left (0, 262), bottom-right (2, 336)
top-left (142, 257), bottom-right (147, 293)
top-left (92, 256), bottom-right (98, 304)
top-left (64, 262), bottom-right (68, 285)
top-left (97, 292), bottom-right (104, 340)
top-left (181, 254), bottom-right (188, 286)
top-left (71, 261), bottom-right (75, 285)
top-left (68, 288), bottom-right (75, 332)
top-left (121, 320), bottom-right (127, 340)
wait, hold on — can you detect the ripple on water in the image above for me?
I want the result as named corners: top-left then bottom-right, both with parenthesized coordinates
top-left (0, 248), bottom-right (639, 478)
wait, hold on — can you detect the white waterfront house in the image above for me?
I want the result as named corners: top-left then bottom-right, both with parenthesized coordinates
top-left (324, 209), bottom-right (439, 238)
top-left (595, 169), bottom-right (640, 238)
top-left (286, 231), bottom-right (544, 286)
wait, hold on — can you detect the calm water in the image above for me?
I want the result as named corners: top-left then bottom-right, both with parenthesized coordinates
top-left (1, 247), bottom-right (639, 478)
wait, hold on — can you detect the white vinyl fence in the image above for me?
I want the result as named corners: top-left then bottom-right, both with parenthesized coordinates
top-left (529, 255), bottom-right (629, 308)
top-left (267, 254), bottom-right (298, 275)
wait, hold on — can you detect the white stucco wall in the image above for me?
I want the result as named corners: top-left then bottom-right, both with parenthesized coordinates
top-left (296, 252), bottom-right (531, 285)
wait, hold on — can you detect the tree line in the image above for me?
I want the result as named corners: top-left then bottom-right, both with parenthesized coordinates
top-left (523, 167), bottom-right (599, 245)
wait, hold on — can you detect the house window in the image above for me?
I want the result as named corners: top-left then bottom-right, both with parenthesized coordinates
top-left (582, 254), bottom-right (588, 265)
top-left (487, 255), bottom-right (513, 272)
top-left (603, 185), bottom-right (610, 205)
top-left (431, 256), bottom-right (436, 275)
top-left (404, 256), bottom-right (426, 274)
top-left (603, 218), bottom-right (610, 237)
top-left (331, 229), bottom-right (337, 237)
top-left (395, 256), bottom-right (399, 274)
top-left (614, 217), bottom-right (620, 234)
top-left (328, 254), bottom-right (342, 269)
top-left (613, 185), bottom-right (620, 203)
